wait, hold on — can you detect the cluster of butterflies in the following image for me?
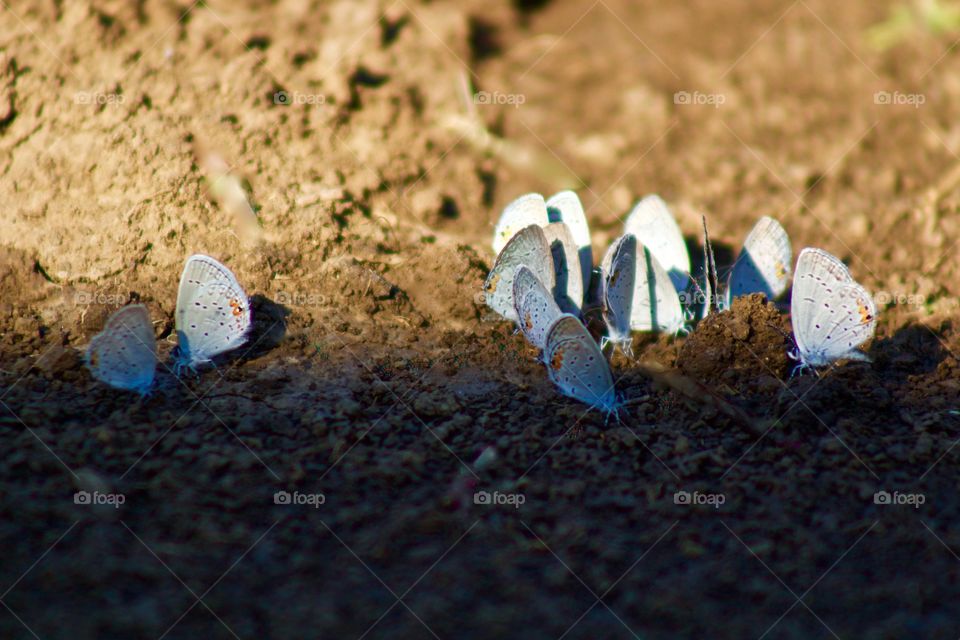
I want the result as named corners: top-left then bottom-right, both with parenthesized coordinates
top-left (482, 191), bottom-right (877, 413)
top-left (84, 255), bottom-right (252, 394)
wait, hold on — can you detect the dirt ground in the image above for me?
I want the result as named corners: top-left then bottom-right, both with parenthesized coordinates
top-left (3, 0), bottom-right (960, 638)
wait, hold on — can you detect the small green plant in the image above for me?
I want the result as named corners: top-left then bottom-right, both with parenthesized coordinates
top-left (867, 0), bottom-right (960, 50)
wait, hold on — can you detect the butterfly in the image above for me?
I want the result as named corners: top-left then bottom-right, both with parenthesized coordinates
top-left (546, 190), bottom-right (593, 291)
top-left (492, 193), bottom-right (549, 255)
top-left (600, 234), bottom-right (686, 336)
top-left (623, 194), bottom-right (691, 294)
top-left (484, 225), bottom-right (554, 323)
top-left (791, 248), bottom-right (876, 369)
top-left (544, 313), bottom-right (618, 413)
top-left (173, 254), bottom-right (251, 374)
top-left (85, 304), bottom-right (157, 394)
top-left (599, 234), bottom-right (636, 354)
top-left (727, 216), bottom-right (792, 307)
top-left (513, 265), bottom-right (563, 353)
top-left (494, 191), bottom-right (594, 315)
top-left (542, 221), bottom-right (585, 315)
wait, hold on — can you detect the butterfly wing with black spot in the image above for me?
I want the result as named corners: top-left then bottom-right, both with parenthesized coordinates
top-left (513, 265), bottom-right (563, 352)
top-left (544, 314), bottom-right (617, 412)
top-left (85, 304), bottom-right (156, 394)
top-left (483, 225), bottom-right (554, 322)
top-left (600, 234), bottom-right (636, 349)
top-left (175, 254), bottom-right (251, 367)
top-left (791, 248), bottom-right (874, 367)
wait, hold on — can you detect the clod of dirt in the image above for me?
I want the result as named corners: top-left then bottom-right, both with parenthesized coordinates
top-left (36, 344), bottom-right (84, 377)
top-left (677, 294), bottom-right (792, 386)
top-left (0, 52), bottom-right (16, 131)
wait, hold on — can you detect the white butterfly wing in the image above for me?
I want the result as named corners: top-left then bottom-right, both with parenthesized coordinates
top-left (544, 314), bottom-right (617, 412)
top-left (492, 193), bottom-right (549, 255)
top-left (600, 234), bottom-right (636, 350)
top-left (86, 304), bottom-right (156, 393)
top-left (483, 225), bottom-right (554, 322)
top-left (791, 248), bottom-right (874, 367)
top-left (546, 190), bottom-right (593, 288)
top-left (630, 242), bottom-right (685, 334)
top-left (513, 265), bottom-right (563, 353)
top-left (542, 222), bottom-right (585, 315)
top-left (728, 216), bottom-right (792, 304)
top-left (623, 195), bottom-right (691, 293)
top-left (175, 255), bottom-right (251, 367)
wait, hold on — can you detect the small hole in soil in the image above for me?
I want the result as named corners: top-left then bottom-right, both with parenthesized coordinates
top-left (245, 35), bottom-right (271, 50)
top-left (380, 14), bottom-right (409, 47)
top-left (440, 196), bottom-right (459, 220)
top-left (513, 0), bottom-right (552, 13)
top-left (468, 17), bottom-right (502, 62)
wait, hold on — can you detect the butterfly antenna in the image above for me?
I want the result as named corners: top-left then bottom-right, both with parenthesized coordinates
top-left (682, 280), bottom-right (703, 324)
top-left (767, 322), bottom-right (800, 352)
top-left (701, 221), bottom-right (709, 307)
top-left (599, 335), bottom-right (615, 358)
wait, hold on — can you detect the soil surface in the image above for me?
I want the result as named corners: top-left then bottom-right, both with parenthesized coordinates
top-left (3, 1), bottom-right (960, 638)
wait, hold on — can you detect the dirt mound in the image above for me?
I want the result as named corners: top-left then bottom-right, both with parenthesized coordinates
top-left (678, 294), bottom-right (792, 387)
